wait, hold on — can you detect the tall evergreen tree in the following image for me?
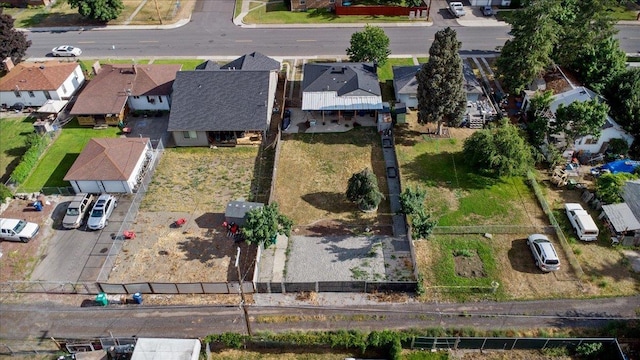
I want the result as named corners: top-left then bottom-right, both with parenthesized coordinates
top-left (68, 0), bottom-right (124, 22)
top-left (0, 11), bottom-right (31, 66)
top-left (569, 37), bottom-right (627, 94)
top-left (416, 27), bottom-right (466, 135)
top-left (495, 0), bottom-right (558, 94)
top-left (605, 68), bottom-right (640, 137)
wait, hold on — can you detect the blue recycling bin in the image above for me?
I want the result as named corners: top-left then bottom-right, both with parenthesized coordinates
top-left (132, 292), bottom-right (143, 304)
top-left (33, 201), bottom-right (43, 211)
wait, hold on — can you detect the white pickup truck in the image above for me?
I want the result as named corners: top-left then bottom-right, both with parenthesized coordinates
top-left (448, 2), bottom-right (466, 17)
top-left (0, 218), bottom-right (40, 243)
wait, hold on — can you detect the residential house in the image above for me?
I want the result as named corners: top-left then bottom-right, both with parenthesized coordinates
top-left (168, 53), bottom-right (280, 147)
top-left (0, 60), bottom-right (84, 109)
top-left (64, 138), bottom-right (153, 194)
top-left (302, 62), bottom-right (383, 123)
top-left (392, 65), bottom-right (420, 109)
top-left (2, 0), bottom-right (52, 7)
top-left (525, 86), bottom-right (634, 154)
top-left (70, 63), bottom-right (181, 126)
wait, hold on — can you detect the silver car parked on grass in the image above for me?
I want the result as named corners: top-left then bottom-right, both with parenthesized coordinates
top-left (527, 234), bottom-right (560, 272)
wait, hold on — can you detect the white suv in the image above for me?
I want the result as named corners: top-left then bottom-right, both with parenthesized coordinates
top-left (527, 234), bottom-right (560, 272)
top-left (87, 194), bottom-right (117, 230)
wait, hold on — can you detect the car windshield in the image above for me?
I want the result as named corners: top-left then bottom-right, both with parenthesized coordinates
top-left (546, 259), bottom-right (559, 265)
top-left (66, 208), bottom-right (80, 216)
top-left (12, 220), bottom-right (27, 233)
top-left (91, 209), bottom-right (104, 218)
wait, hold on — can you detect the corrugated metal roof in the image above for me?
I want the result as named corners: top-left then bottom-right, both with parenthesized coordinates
top-left (601, 203), bottom-right (640, 232)
top-left (302, 92), bottom-right (383, 111)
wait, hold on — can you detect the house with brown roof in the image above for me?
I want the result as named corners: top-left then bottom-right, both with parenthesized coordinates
top-left (64, 138), bottom-right (153, 194)
top-left (70, 63), bottom-right (181, 126)
top-left (0, 61), bottom-right (85, 109)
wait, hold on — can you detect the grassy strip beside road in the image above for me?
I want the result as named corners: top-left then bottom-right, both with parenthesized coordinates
top-left (243, 4), bottom-right (408, 24)
top-left (18, 119), bottom-right (120, 192)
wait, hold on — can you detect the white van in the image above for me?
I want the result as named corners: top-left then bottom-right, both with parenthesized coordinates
top-left (564, 203), bottom-right (599, 241)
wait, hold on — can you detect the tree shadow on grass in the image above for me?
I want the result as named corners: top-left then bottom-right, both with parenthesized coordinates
top-left (295, 126), bottom-right (380, 146)
top-left (42, 153), bottom-right (78, 188)
top-left (320, 235), bottom-right (378, 262)
top-left (194, 212), bottom-right (225, 229)
top-left (508, 238), bottom-right (540, 274)
top-left (301, 191), bottom-right (349, 213)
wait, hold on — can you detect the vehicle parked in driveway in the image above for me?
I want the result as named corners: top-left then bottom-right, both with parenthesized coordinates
top-left (283, 108), bottom-right (291, 131)
top-left (87, 194), bottom-right (117, 230)
top-left (0, 218), bottom-right (40, 243)
top-left (481, 5), bottom-right (493, 16)
top-left (51, 45), bottom-right (82, 57)
top-left (62, 193), bottom-right (94, 229)
top-left (448, 2), bottom-right (466, 17)
top-left (527, 234), bottom-right (560, 272)
top-left (564, 203), bottom-right (599, 241)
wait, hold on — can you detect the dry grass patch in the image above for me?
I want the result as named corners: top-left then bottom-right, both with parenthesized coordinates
top-left (273, 127), bottom-right (391, 227)
top-left (211, 349), bottom-right (355, 359)
top-left (142, 147), bottom-right (259, 213)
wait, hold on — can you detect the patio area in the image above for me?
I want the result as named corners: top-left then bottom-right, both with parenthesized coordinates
top-left (283, 108), bottom-right (378, 134)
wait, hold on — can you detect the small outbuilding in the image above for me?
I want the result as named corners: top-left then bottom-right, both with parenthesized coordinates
top-left (64, 138), bottom-right (153, 194)
top-left (130, 338), bottom-right (200, 360)
top-left (225, 200), bottom-right (264, 226)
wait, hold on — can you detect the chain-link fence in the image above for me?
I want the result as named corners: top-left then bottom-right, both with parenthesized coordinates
top-left (96, 139), bottom-right (165, 282)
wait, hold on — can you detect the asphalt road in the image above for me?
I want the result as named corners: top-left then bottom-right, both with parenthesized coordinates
top-left (1, 296), bottom-right (638, 339)
top-left (21, 0), bottom-right (640, 59)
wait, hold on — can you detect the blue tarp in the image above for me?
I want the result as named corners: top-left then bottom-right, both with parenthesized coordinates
top-left (601, 159), bottom-right (640, 174)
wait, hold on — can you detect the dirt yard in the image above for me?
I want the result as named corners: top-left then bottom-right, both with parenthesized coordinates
top-left (107, 147), bottom-right (262, 284)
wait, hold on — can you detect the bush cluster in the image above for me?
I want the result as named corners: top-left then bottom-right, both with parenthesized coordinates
top-left (11, 133), bottom-right (49, 184)
top-left (0, 183), bottom-right (12, 203)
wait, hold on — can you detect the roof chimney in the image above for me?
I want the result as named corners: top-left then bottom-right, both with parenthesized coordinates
top-left (2, 57), bottom-right (14, 72)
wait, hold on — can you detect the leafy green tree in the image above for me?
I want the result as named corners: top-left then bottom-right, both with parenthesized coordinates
top-left (0, 11), bottom-right (31, 66)
top-left (416, 27), bottom-right (466, 134)
top-left (569, 37), bottom-right (627, 94)
top-left (68, 0), bottom-right (124, 22)
top-left (495, 0), bottom-right (558, 94)
top-left (552, 99), bottom-right (609, 150)
top-left (525, 90), bottom-right (554, 147)
top-left (399, 186), bottom-right (427, 215)
top-left (596, 172), bottom-right (638, 204)
top-left (346, 25), bottom-right (390, 66)
top-left (346, 168), bottom-right (384, 211)
top-left (604, 68), bottom-right (640, 137)
top-left (463, 119), bottom-right (533, 177)
top-left (411, 209), bottom-right (437, 240)
top-left (606, 138), bottom-right (630, 159)
top-left (242, 203), bottom-right (293, 248)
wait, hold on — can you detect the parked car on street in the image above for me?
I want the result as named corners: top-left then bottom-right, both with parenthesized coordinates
top-left (62, 193), bottom-right (94, 229)
top-left (87, 194), bottom-right (117, 230)
top-left (0, 218), bottom-right (40, 243)
top-left (526, 234), bottom-right (560, 272)
top-left (448, 2), bottom-right (466, 17)
top-left (51, 45), bottom-right (82, 57)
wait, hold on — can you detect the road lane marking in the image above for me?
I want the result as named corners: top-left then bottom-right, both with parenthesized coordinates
top-left (235, 40), bottom-right (253, 42)
top-left (296, 40), bottom-right (316, 42)
top-left (77, 41), bottom-right (95, 44)
top-left (139, 40), bottom-right (159, 43)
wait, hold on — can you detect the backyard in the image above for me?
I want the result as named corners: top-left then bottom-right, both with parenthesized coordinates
top-left (395, 120), bottom-right (639, 301)
top-left (18, 119), bottom-right (120, 193)
top-left (108, 146), bottom-right (262, 283)
top-left (0, 115), bottom-right (35, 183)
top-left (272, 127), bottom-right (392, 230)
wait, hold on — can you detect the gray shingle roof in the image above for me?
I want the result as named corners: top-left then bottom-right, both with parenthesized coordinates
top-left (195, 60), bottom-right (220, 71)
top-left (302, 62), bottom-right (381, 96)
top-left (623, 180), bottom-right (640, 220)
top-left (221, 52), bottom-right (280, 71)
top-left (392, 65), bottom-right (421, 95)
top-left (168, 70), bottom-right (270, 132)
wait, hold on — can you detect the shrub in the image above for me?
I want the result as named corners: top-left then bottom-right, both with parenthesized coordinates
top-left (0, 184), bottom-right (12, 203)
top-left (575, 342), bottom-right (603, 358)
top-left (453, 249), bottom-right (473, 257)
top-left (346, 168), bottom-right (384, 211)
top-left (11, 134), bottom-right (48, 184)
top-left (399, 186), bottom-right (427, 215)
top-left (411, 209), bottom-right (436, 239)
top-left (204, 332), bottom-right (248, 349)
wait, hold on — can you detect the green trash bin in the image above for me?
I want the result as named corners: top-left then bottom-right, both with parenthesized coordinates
top-left (567, 179), bottom-right (577, 189)
top-left (96, 292), bottom-right (108, 306)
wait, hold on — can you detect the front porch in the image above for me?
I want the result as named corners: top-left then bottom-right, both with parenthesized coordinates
top-left (207, 131), bottom-right (263, 147)
top-left (283, 109), bottom-right (378, 134)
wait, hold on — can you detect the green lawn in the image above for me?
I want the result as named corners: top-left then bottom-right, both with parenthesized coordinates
top-left (396, 136), bottom-right (534, 226)
top-left (0, 116), bottom-right (36, 182)
top-left (377, 58), bottom-right (415, 82)
top-left (244, 3), bottom-right (408, 24)
top-left (151, 59), bottom-right (205, 70)
top-left (428, 234), bottom-right (503, 302)
top-left (18, 119), bottom-right (120, 192)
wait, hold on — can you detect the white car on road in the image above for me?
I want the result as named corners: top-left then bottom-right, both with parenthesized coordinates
top-left (51, 45), bottom-right (82, 57)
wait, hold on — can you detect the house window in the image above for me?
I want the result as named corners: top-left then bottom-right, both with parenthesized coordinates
top-left (14, 91), bottom-right (21, 98)
top-left (299, 0), bottom-right (305, 5)
top-left (61, 84), bottom-right (67, 93)
top-left (158, 96), bottom-right (163, 103)
top-left (183, 131), bottom-right (197, 139)
top-left (585, 137), bottom-right (599, 145)
top-left (133, 96), bottom-right (140, 99)
top-left (28, 91), bottom-right (35, 98)
top-left (329, 0), bottom-right (335, 3)
top-left (147, 96), bottom-right (156, 104)
top-left (44, 91), bottom-right (51, 100)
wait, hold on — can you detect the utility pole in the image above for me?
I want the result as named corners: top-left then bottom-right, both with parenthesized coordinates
top-left (235, 247), bottom-right (252, 337)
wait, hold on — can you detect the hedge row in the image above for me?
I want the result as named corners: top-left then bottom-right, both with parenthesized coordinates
top-left (11, 133), bottom-right (49, 184)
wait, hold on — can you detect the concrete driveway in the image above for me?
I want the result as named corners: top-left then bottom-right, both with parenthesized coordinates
top-left (30, 194), bottom-right (133, 283)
